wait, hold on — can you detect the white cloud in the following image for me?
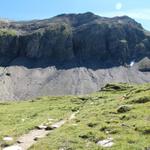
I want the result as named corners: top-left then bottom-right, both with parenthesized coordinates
top-left (125, 9), bottom-right (150, 20)
top-left (115, 2), bottom-right (123, 10)
top-left (97, 8), bottom-right (150, 30)
top-left (99, 9), bottom-right (150, 21)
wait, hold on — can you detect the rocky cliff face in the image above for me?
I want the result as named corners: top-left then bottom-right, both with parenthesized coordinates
top-left (0, 12), bottom-right (150, 100)
top-left (1, 12), bottom-right (150, 66)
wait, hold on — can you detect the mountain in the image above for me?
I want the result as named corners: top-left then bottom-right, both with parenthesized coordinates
top-left (0, 12), bottom-right (150, 100)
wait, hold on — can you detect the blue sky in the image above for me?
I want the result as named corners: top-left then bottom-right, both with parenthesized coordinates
top-left (0, 0), bottom-right (150, 30)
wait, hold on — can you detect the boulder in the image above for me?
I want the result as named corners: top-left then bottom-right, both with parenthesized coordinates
top-left (117, 105), bottom-right (132, 113)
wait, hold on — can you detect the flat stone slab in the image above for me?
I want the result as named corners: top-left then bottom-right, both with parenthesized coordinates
top-left (97, 138), bottom-right (114, 147)
top-left (3, 137), bottom-right (13, 142)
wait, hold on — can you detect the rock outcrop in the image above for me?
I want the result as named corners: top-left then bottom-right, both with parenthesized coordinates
top-left (0, 12), bottom-right (150, 66)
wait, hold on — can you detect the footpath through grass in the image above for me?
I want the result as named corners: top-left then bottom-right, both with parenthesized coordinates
top-left (0, 96), bottom-right (83, 148)
top-left (0, 83), bottom-right (150, 150)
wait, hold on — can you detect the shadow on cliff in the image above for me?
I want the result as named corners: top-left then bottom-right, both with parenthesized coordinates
top-left (0, 56), bottom-right (150, 70)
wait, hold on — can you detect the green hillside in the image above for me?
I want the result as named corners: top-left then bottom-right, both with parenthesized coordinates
top-left (0, 83), bottom-right (150, 150)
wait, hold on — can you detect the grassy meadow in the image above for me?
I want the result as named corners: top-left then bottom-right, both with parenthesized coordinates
top-left (0, 83), bottom-right (150, 150)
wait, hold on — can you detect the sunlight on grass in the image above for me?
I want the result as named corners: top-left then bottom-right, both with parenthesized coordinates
top-left (0, 83), bottom-right (150, 150)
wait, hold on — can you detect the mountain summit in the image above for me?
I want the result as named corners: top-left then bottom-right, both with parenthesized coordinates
top-left (0, 12), bottom-right (150, 100)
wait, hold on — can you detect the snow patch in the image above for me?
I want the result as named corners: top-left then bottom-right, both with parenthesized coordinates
top-left (130, 61), bottom-right (135, 67)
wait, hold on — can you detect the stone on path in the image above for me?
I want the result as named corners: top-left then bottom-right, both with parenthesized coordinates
top-left (36, 124), bottom-right (48, 130)
top-left (49, 120), bottom-right (66, 129)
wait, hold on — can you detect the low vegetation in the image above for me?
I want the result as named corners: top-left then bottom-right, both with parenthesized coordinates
top-left (0, 83), bottom-right (150, 150)
top-left (0, 29), bottom-right (17, 36)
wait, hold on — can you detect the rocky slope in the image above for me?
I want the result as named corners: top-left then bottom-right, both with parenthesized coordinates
top-left (0, 12), bottom-right (150, 100)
